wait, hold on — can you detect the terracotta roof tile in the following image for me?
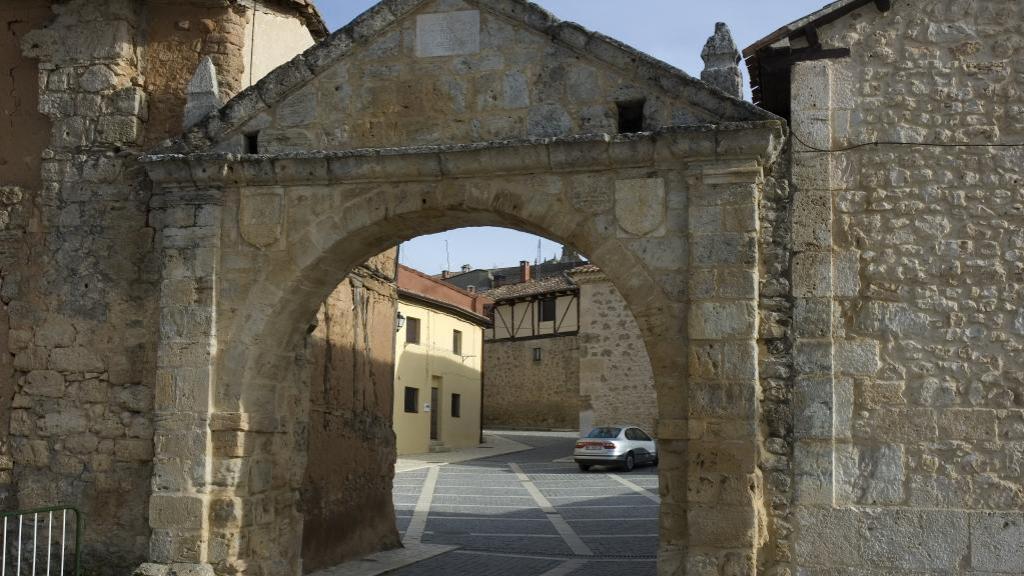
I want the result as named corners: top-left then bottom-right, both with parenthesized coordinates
top-left (483, 275), bottom-right (576, 301)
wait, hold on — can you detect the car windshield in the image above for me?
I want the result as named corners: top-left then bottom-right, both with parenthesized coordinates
top-left (585, 427), bottom-right (622, 439)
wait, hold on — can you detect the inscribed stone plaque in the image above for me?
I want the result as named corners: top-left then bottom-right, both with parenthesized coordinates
top-left (239, 187), bottom-right (284, 248)
top-left (615, 178), bottom-right (666, 237)
top-left (415, 11), bottom-right (480, 58)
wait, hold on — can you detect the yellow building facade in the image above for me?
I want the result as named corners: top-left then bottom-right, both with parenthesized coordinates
top-left (393, 266), bottom-right (490, 455)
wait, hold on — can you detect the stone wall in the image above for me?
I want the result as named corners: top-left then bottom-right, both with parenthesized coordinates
top-left (221, 0), bottom-right (750, 154)
top-left (0, 0), bottom-right (52, 190)
top-left (301, 251), bottom-right (400, 574)
top-left (483, 336), bottom-right (580, 430)
top-left (0, 1), bottom-right (330, 573)
top-left (12, 2), bottom-right (157, 571)
top-left (0, 0), bottom-right (54, 509)
top-left (573, 270), bottom-right (657, 434)
top-left (784, 0), bottom-right (1024, 573)
top-left (142, 3), bottom-right (251, 146)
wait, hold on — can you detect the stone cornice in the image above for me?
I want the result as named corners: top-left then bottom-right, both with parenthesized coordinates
top-left (142, 122), bottom-right (786, 187)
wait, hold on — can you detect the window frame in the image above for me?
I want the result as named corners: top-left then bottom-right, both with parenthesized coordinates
top-left (451, 393), bottom-right (461, 418)
top-left (538, 298), bottom-right (556, 323)
top-left (405, 316), bottom-right (421, 344)
top-left (403, 387), bottom-right (419, 413)
top-left (453, 329), bottom-right (463, 355)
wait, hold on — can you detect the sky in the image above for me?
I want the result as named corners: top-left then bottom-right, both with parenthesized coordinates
top-left (316, 0), bottom-right (828, 274)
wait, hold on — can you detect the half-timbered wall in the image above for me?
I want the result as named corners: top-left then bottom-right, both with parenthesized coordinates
top-left (488, 293), bottom-right (579, 340)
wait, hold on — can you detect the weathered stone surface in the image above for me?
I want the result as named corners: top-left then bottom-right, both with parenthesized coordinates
top-left (615, 178), bottom-right (666, 238)
top-left (183, 57), bottom-right (222, 130)
top-left (700, 23), bottom-right (742, 98)
top-left (415, 10), bottom-right (480, 58)
top-left (971, 513), bottom-right (1024, 572)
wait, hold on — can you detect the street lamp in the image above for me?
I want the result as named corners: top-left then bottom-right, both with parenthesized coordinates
top-left (395, 311), bottom-right (406, 332)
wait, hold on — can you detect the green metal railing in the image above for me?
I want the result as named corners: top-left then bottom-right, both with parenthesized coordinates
top-left (0, 507), bottom-right (81, 576)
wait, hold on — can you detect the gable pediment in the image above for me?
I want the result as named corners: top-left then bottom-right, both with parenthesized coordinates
top-left (170, 0), bottom-right (774, 154)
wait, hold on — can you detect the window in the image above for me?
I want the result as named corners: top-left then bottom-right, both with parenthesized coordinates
top-left (404, 387), bottom-right (419, 413)
top-left (585, 427), bottom-right (622, 439)
top-left (453, 330), bottom-right (462, 355)
top-left (626, 428), bottom-right (651, 441)
top-left (244, 132), bottom-right (260, 154)
top-left (538, 298), bottom-right (556, 323)
top-left (406, 316), bottom-right (420, 344)
top-left (451, 393), bottom-right (461, 418)
top-left (532, 347), bottom-right (542, 362)
top-left (616, 99), bottom-right (646, 133)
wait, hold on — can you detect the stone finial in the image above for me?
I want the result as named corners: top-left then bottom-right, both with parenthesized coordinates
top-left (701, 22), bottom-right (743, 99)
top-left (183, 56), bottom-right (223, 130)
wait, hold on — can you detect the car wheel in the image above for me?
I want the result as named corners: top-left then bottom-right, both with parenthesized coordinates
top-left (652, 455), bottom-right (659, 467)
top-left (578, 463), bottom-right (591, 472)
top-left (623, 453), bottom-right (635, 472)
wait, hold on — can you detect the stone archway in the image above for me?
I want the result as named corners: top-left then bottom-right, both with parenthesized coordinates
top-left (141, 123), bottom-right (782, 575)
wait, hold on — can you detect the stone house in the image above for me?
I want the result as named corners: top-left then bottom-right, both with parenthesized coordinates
top-left (0, 0), bottom-right (1020, 575)
top-left (742, 0), bottom-right (1024, 572)
top-left (480, 262), bottom-right (657, 435)
top-left (482, 269), bottom-right (582, 430)
top-left (394, 265), bottom-right (491, 455)
top-left (568, 265), bottom-right (657, 436)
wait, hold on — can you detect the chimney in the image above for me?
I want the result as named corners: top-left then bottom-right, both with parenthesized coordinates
top-left (462, 264), bottom-right (472, 273)
top-left (700, 23), bottom-right (743, 99)
top-left (441, 270), bottom-right (450, 279)
top-left (520, 260), bottom-right (531, 283)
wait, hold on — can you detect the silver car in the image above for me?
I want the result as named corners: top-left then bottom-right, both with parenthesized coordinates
top-left (573, 426), bottom-right (657, 472)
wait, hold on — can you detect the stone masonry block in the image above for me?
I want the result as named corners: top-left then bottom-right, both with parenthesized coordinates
top-left (692, 182), bottom-right (758, 207)
top-left (692, 233), bottom-right (756, 267)
top-left (688, 301), bottom-right (757, 340)
top-left (149, 494), bottom-right (206, 530)
top-left (937, 408), bottom-right (998, 441)
top-left (717, 268), bottom-right (757, 299)
top-left (49, 347), bottom-right (104, 373)
top-left (791, 60), bottom-right (832, 112)
top-left (833, 249), bottom-right (862, 298)
top-left (836, 443), bottom-right (905, 506)
top-left (794, 339), bottom-right (832, 375)
top-left (792, 110), bottom-right (832, 151)
top-left (687, 504), bottom-right (757, 549)
top-left (689, 379), bottom-right (754, 420)
top-left (793, 297), bottom-right (832, 339)
top-left (792, 189), bottom-right (832, 251)
top-left (794, 376), bottom-right (833, 440)
top-left (794, 440), bottom-right (833, 506)
top-left (862, 509), bottom-right (969, 571)
top-left (834, 339), bottom-right (880, 375)
top-left (24, 370), bottom-right (65, 398)
top-left (853, 408), bottom-right (938, 444)
top-left (792, 252), bottom-right (832, 298)
top-left (791, 155), bottom-right (835, 191)
top-left (971, 512), bottom-right (1024, 572)
top-left (794, 506), bottom-right (864, 567)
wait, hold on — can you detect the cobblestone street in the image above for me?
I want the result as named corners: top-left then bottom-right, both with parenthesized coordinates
top-left (391, 433), bottom-right (659, 575)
